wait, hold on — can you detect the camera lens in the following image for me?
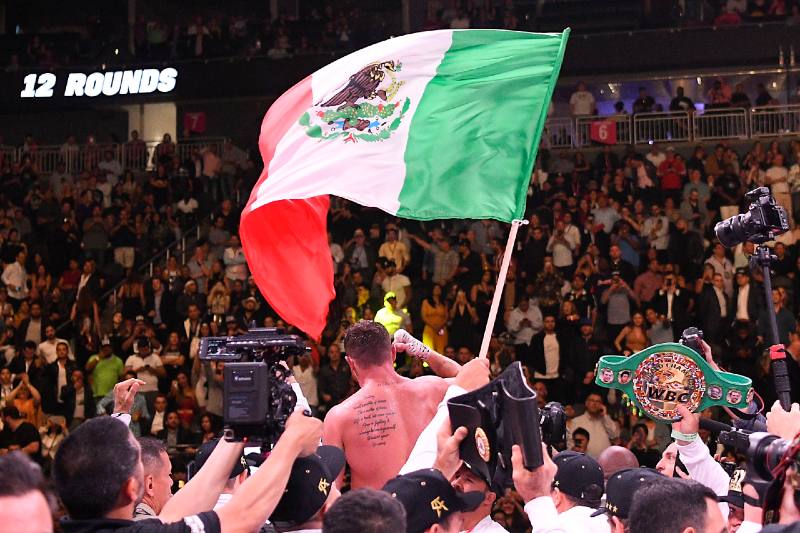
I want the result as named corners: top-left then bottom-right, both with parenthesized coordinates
top-left (714, 212), bottom-right (752, 248)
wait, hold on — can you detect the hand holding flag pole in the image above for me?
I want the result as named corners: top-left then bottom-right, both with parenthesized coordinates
top-left (478, 219), bottom-right (528, 359)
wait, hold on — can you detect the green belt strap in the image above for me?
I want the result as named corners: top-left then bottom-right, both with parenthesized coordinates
top-left (594, 342), bottom-right (753, 422)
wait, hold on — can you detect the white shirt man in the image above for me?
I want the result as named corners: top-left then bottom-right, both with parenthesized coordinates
top-left (507, 300), bottom-right (543, 345)
top-left (382, 271), bottom-right (412, 309)
top-left (2, 256), bottom-right (28, 301)
top-left (736, 282), bottom-right (750, 321)
top-left (535, 331), bottom-right (560, 380)
top-left (292, 357), bottom-right (319, 409)
top-left (641, 210), bottom-right (670, 250)
top-left (547, 223), bottom-right (576, 269)
top-left (38, 336), bottom-right (73, 364)
top-left (569, 84), bottom-right (595, 116)
top-left (124, 350), bottom-right (164, 393)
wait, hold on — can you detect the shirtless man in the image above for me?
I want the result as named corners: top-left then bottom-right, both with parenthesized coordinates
top-left (322, 321), bottom-right (451, 489)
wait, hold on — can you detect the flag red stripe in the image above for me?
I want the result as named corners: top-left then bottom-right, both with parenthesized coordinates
top-left (240, 76), bottom-right (335, 339)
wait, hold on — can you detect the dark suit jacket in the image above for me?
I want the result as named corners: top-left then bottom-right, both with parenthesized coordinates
top-left (145, 289), bottom-right (176, 327)
top-left (14, 318), bottom-right (50, 348)
top-left (697, 285), bottom-right (733, 340)
top-left (731, 282), bottom-right (764, 325)
top-left (527, 330), bottom-right (573, 381)
top-left (60, 382), bottom-right (97, 425)
top-left (7, 355), bottom-right (44, 387)
top-left (156, 426), bottom-right (197, 447)
top-left (649, 289), bottom-right (691, 334)
top-left (42, 360), bottom-right (77, 415)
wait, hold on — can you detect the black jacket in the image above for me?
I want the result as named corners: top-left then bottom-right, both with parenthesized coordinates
top-left (60, 381), bottom-right (97, 425)
top-left (731, 282), bottom-right (764, 325)
top-left (42, 360), bottom-right (77, 415)
top-left (527, 330), bottom-right (573, 382)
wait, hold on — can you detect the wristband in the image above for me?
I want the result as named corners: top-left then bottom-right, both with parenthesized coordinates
top-left (594, 342), bottom-right (753, 421)
top-left (671, 429), bottom-right (699, 442)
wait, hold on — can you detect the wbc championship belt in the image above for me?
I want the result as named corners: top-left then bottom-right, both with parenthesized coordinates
top-left (594, 343), bottom-right (753, 421)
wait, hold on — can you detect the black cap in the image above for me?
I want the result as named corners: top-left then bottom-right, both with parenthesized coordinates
top-left (735, 267), bottom-right (749, 276)
top-left (270, 446), bottom-right (345, 528)
top-left (192, 439), bottom-right (248, 480)
top-left (591, 468), bottom-right (660, 518)
top-left (553, 451), bottom-right (604, 501)
top-left (383, 469), bottom-right (484, 533)
top-left (719, 467), bottom-right (746, 508)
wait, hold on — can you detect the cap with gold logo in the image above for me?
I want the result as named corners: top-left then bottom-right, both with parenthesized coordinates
top-left (591, 468), bottom-right (660, 519)
top-left (382, 469), bottom-right (484, 533)
top-left (270, 445), bottom-right (345, 529)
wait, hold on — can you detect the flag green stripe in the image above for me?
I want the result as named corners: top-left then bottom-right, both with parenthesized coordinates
top-left (397, 29), bottom-right (569, 222)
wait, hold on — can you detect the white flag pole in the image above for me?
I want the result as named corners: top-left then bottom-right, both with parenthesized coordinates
top-left (478, 219), bottom-right (528, 359)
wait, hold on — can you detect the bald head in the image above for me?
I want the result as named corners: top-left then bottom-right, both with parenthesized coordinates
top-left (597, 446), bottom-right (639, 482)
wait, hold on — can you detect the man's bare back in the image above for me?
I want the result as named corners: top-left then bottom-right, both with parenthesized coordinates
top-left (322, 374), bottom-right (448, 489)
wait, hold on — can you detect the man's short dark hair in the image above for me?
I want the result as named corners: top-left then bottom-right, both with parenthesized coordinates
top-left (53, 417), bottom-right (139, 519)
top-left (138, 437), bottom-right (167, 474)
top-left (572, 427), bottom-right (590, 442)
top-left (343, 321), bottom-right (392, 367)
top-left (322, 488), bottom-right (405, 533)
top-left (0, 451), bottom-right (48, 498)
top-left (629, 478), bottom-right (717, 533)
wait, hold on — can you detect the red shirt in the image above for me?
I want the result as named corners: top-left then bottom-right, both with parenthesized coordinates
top-left (658, 158), bottom-right (685, 191)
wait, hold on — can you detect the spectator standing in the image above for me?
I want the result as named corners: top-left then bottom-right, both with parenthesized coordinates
top-left (223, 235), bottom-right (249, 283)
top-left (317, 344), bottom-right (351, 414)
top-left (528, 315), bottom-right (570, 403)
top-left (657, 147), bottom-right (686, 203)
top-left (766, 153), bottom-right (792, 221)
top-left (421, 284), bottom-right (448, 352)
top-left (632, 87), bottom-right (655, 114)
top-left (569, 82), bottom-right (595, 116)
top-left (124, 338), bottom-right (165, 413)
top-left (84, 337), bottom-right (123, 401)
top-left (668, 86), bottom-right (695, 111)
top-left (378, 224), bottom-right (410, 273)
top-left (507, 297), bottom-right (543, 351)
top-left (600, 271), bottom-right (635, 342)
top-left (3, 249), bottom-right (28, 308)
top-left (292, 352), bottom-right (319, 416)
top-left (381, 260), bottom-right (411, 309)
top-left (188, 245), bottom-right (212, 294)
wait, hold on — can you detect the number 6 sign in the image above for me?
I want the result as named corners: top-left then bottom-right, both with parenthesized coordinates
top-left (590, 120), bottom-right (617, 145)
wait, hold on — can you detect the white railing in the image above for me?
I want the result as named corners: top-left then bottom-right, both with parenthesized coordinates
top-left (750, 104), bottom-right (800, 138)
top-left (542, 117), bottom-right (573, 149)
top-left (544, 103), bottom-right (800, 149)
top-left (633, 111), bottom-right (691, 144)
top-left (693, 108), bottom-right (749, 141)
top-left (4, 137), bottom-right (229, 174)
top-left (574, 115), bottom-right (633, 147)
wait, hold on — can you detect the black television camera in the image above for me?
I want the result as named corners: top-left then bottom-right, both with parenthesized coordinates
top-left (199, 327), bottom-right (310, 447)
top-left (714, 186), bottom-right (789, 247)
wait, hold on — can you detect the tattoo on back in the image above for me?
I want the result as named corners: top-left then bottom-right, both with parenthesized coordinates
top-left (353, 395), bottom-right (398, 447)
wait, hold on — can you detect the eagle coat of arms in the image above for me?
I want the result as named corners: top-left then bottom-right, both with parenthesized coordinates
top-left (299, 60), bottom-right (411, 143)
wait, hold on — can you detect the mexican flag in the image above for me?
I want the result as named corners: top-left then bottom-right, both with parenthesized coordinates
top-left (240, 29), bottom-right (569, 339)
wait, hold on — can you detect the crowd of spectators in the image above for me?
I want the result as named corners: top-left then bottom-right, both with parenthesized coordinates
top-left (3, 121), bottom-right (800, 531)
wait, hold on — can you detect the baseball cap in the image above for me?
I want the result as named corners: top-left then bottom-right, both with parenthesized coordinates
top-left (135, 315), bottom-right (146, 323)
top-left (100, 335), bottom-right (111, 346)
top-left (735, 267), bottom-right (749, 276)
top-left (383, 469), bottom-right (484, 533)
top-left (591, 467), bottom-right (660, 518)
top-left (270, 446), bottom-right (346, 528)
top-left (384, 291), bottom-right (397, 301)
top-left (192, 439), bottom-right (248, 480)
top-left (553, 451), bottom-right (604, 501)
top-left (719, 467), bottom-right (746, 508)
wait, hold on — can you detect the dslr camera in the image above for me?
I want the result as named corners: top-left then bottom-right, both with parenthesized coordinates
top-left (717, 428), bottom-right (797, 490)
top-left (199, 327), bottom-right (309, 446)
top-left (715, 187), bottom-right (789, 247)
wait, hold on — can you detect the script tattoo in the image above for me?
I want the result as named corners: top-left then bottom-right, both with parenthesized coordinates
top-left (353, 395), bottom-right (398, 447)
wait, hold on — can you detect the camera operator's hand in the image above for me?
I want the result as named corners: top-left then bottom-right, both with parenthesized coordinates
top-left (673, 403), bottom-right (700, 445)
top-left (511, 443), bottom-right (557, 503)
top-left (113, 377), bottom-right (146, 414)
top-left (766, 400), bottom-right (800, 440)
top-left (454, 357), bottom-right (490, 391)
top-left (282, 410), bottom-right (322, 457)
top-left (433, 417), bottom-right (468, 480)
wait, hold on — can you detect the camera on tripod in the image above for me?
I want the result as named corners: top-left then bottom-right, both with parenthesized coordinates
top-left (714, 187), bottom-right (789, 247)
top-left (199, 327), bottom-right (310, 446)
